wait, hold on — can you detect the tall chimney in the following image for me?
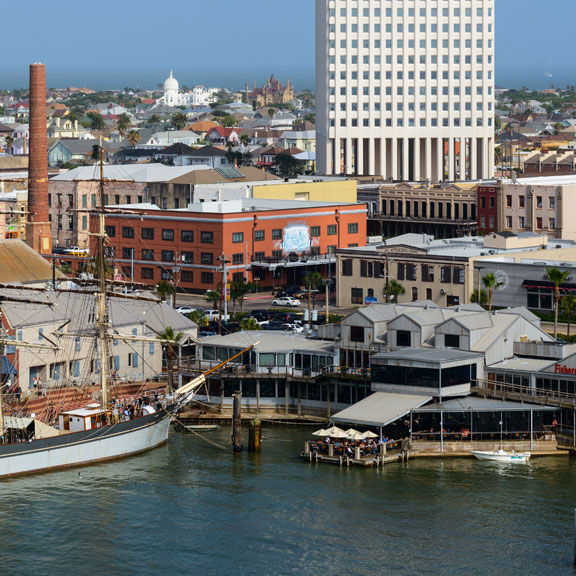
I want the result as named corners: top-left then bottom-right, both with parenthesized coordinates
top-left (27, 63), bottom-right (51, 254)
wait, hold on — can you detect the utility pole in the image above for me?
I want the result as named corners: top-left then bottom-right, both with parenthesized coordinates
top-left (218, 253), bottom-right (230, 321)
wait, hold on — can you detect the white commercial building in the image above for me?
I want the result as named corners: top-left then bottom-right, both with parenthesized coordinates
top-left (316, 0), bottom-right (495, 181)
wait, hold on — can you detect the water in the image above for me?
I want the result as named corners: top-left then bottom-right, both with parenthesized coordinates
top-left (1, 427), bottom-right (575, 576)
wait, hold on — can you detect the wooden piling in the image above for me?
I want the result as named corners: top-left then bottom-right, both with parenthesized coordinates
top-left (249, 419), bottom-right (262, 453)
top-left (231, 391), bottom-right (243, 453)
top-left (574, 509), bottom-right (576, 566)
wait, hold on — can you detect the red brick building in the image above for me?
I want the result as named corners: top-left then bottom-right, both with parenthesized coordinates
top-left (91, 199), bottom-right (367, 292)
top-left (477, 184), bottom-right (500, 234)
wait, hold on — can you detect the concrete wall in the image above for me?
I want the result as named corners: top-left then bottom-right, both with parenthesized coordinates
top-left (252, 180), bottom-right (357, 204)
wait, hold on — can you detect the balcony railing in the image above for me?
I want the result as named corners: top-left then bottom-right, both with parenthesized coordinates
top-left (251, 252), bottom-right (335, 266)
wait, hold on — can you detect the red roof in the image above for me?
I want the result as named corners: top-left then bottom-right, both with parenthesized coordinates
top-left (208, 126), bottom-right (241, 137)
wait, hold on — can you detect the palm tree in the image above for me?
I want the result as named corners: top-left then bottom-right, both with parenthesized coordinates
top-left (155, 280), bottom-right (175, 304)
top-left (240, 317), bottom-right (260, 331)
top-left (157, 326), bottom-right (184, 391)
top-left (239, 134), bottom-right (251, 147)
top-left (385, 279), bottom-right (405, 303)
top-left (230, 280), bottom-right (252, 314)
top-left (127, 130), bottom-right (141, 148)
top-left (482, 273), bottom-right (504, 312)
top-left (171, 112), bottom-right (188, 131)
top-left (560, 293), bottom-right (576, 337)
top-left (116, 113), bottom-right (131, 138)
top-left (4, 134), bottom-right (14, 154)
top-left (470, 289), bottom-right (488, 308)
top-left (303, 271), bottom-right (324, 319)
top-left (547, 267), bottom-right (571, 339)
top-left (87, 111), bottom-right (105, 131)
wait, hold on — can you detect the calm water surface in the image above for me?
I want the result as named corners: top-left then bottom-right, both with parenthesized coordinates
top-left (1, 426), bottom-right (576, 576)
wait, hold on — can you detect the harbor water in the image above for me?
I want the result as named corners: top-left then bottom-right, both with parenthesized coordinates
top-left (1, 426), bottom-right (576, 576)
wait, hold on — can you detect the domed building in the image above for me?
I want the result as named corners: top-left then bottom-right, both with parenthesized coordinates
top-left (155, 71), bottom-right (218, 108)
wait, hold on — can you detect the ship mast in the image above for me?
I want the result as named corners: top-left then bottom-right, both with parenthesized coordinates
top-left (96, 142), bottom-right (110, 409)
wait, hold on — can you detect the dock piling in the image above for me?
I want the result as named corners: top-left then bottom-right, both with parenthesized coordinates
top-left (231, 391), bottom-right (243, 453)
top-left (248, 419), bottom-right (262, 453)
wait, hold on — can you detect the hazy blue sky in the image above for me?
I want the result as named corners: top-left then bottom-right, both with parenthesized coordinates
top-left (2, 0), bottom-right (575, 91)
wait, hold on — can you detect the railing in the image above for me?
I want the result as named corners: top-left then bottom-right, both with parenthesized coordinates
top-left (556, 425), bottom-right (576, 448)
top-left (473, 378), bottom-right (576, 407)
top-left (251, 252), bottom-right (334, 266)
top-left (367, 213), bottom-right (478, 226)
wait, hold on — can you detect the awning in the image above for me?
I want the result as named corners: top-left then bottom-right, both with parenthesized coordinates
top-left (522, 279), bottom-right (576, 292)
top-left (413, 397), bottom-right (558, 413)
top-left (331, 392), bottom-right (432, 428)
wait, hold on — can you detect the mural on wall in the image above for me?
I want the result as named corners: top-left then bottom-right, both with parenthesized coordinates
top-left (282, 224), bottom-right (311, 254)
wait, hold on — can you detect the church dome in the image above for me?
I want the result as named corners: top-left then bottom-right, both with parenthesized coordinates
top-left (164, 70), bottom-right (179, 91)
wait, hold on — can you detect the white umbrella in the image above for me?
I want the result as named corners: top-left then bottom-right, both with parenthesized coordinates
top-left (345, 428), bottom-right (360, 436)
top-left (330, 429), bottom-right (349, 439)
top-left (325, 425), bottom-right (345, 436)
top-left (312, 428), bottom-right (329, 437)
top-left (347, 431), bottom-right (365, 441)
top-left (361, 431), bottom-right (379, 439)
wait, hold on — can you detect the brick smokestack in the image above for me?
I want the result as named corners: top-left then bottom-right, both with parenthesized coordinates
top-left (27, 63), bottom-right (51, 254)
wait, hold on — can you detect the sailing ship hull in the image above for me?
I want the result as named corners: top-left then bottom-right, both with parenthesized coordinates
top-left (0, 410), bottom-right (172, 479)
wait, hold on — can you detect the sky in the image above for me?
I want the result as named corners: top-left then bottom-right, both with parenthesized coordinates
top-left (2, 0), bottom-right (575, 91)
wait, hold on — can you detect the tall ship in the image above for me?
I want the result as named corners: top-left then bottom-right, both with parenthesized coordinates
top-left (0, 152), bottom-right (250, 479)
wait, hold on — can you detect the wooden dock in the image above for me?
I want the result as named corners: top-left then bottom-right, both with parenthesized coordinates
top-left (301, 451), bottom-right (401, 467)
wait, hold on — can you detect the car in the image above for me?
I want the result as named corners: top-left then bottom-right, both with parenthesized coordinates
top-left (176, 306), bottom-right (196, 316)
top-left (272, 297), bottom-right (300, 307)
top-left (198, 330), bottom-right (217, 338)
top-left (281, 323), bottom-right (304, 333)
top-left (204, 310), bottom-right (230, 322)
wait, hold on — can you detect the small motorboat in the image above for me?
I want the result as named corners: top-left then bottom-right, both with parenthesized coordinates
top-left (471, 449), bottom-right (531, 463)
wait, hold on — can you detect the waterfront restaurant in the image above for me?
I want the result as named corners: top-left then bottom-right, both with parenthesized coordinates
top-left (193, 331), bottom-right (373, 413)
top-left (371, 348), bottom-right (484, 399)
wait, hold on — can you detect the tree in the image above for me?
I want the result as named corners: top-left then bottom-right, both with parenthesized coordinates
top-left (547, 267), bottom-right (571, 339)
top-left (91, 144), bottom-right (101, 160)
top-left (156, 280), bottom-right (175, 304)
top-left (157, 326), bottom-right (185, 391)
top-left (470, 289), bottom-right (488, 308)
top-left (87, 111), bottom-right (105, 131)
top-left (239, 134), bottom-right (251, 147)
top-left (560, 293), bottom-right (576, 337)
top-left (482, 273), bottom-right (504, 313)
top-left (127, 130), bottom-right (141, 148)
top-left (553, 122), bottom-right (564, 135)
top-left (240, 317), bottom-right (260, 331)
top-left (303, 271), bottom-right (324, 319)
top-left (171, 112), bottom-right (188, 131)
top-left (148, 114), bottom-right (161, 124)
top-left (220, 115), bottom-right (236, 128)
top-left (116, 113), bottom-right (131, 138)
top-left (4, 134), bottom-right (14, 154)
top-left (230, 280), bottom-right (253, 314)
top-left (267, 108), bottom-right (275, 119)
top-left (385, 279), bottom-right (405, 303)
top-left (276, 154), bottom-right (306, 178)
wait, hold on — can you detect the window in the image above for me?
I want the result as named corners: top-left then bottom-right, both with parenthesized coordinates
top-left (232, 232), bottom-right (244, 243)
top-left (550, 218), bottom-right (556, 230)
top-left (254, 230), bottom-right (265, 241)
top-left (272, 229), bottom-right (282, 240)
top-left (342, 260), bottom-right (353, 276)
top-left (201, 272), bottom-right (214, 284)
top-left (506, 195), bottom-right (512, 207)
top-left (142, 228), bottom-right (154, 240)
top-left (254, 251), bottom-right (265, 261)
top-left (348, 223), bottom-right (359, 234)
top-left (122, 226), bottom-right (134, 239)
top-left (536, 196), bottom-right (543, 209)
top-left (396, 330), bottom-right (411, 347)
top-left (445, 334), bottom-right (460, 348)
top-left (181, 270), bottom-right (194, 282)
top-left (201, 231), bottom-right (214, 244)
top-left (351, 288), bottom-right (364, 304)
top-left (506, 216), bottom-right (512, 229)
top-left (327, 224), bottom-right (337, 236)
top-left (181, 251), bottom-right (194, 263)
top-left (411, 288), bottom-right (418, 302)
top-left (121, 247), bottom-right (133, 259)
top-left (232, 253), bottom-right (244, 264)
top-left (350, 326), bottom-right (365, 343)
top-left (201, 253), bottom-right (214, 265)
top-left (105, 225), bottom-right (116, 238)
top-left (519, 196), bottom-right (525, 208)
top-left (518, 217), bottom-right (525, 229)
top-left (181, 230), bottom-right (194, 243)
top-left (142, 249), bottom-right (154, 261)
top-left (141, 267), bottom-right (154, 280)
top-left (536, 217), bottom-right (543, 230)
top-left (161, 250), bottom-right (174, 262)
top-left (162, 229), bottom-right (174, 241)
top-left (549, 197), bottom-right (556, 209)
top-left (310, 226), bottom-right (321, 237)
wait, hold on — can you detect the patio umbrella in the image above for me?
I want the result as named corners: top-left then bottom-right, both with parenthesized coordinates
top-left (345, 428), bottom-right (361, 436)
top-left (347, 431), bottom-right (366, 441)
top-left (361, 431), bottom-right (379, 439)
top-left (325, 425), bottom-right (345, 436)
top-left (312, 429), bottom-right (329, 436)
top-left (330, 429), bottom-right (349, 439)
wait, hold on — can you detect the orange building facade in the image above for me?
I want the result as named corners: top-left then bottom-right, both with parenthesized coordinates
top-left (91, 200), bottom-right (367, 292)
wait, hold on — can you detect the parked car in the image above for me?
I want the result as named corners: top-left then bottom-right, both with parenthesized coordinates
top-left (204, 310), bottom-right (230, 322)
top-left (198, 330), bottom-right (217, 338)
top-left (176, 306), bottom-right (196, 316)
top-left (272, 297), bottom-right (300, 307)
top-left (281, 323), bottom-right (304, 333)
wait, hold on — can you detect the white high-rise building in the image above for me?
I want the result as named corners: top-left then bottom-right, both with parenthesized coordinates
top-left (316, 0), bottom-right (495, 181)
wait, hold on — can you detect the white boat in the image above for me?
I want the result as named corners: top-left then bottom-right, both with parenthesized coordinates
top-left (471, 449), bottom-right (531, 463)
